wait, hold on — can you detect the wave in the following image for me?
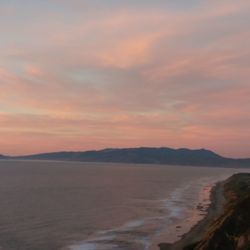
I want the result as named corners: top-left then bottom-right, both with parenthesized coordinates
top-left (68, 176), bottom-right (224, 250)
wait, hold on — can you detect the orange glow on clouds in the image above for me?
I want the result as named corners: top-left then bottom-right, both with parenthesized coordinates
top-left (0, 0), bottom-right (250, 157)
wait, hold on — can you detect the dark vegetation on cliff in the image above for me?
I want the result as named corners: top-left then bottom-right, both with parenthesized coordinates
top-left (7, 147), bottom-right (250, 167)
top-left (185, 173), bottom-right (250, 250)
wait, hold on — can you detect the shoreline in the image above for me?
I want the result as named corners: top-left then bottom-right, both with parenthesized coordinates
top-left (66, 176), bottom-right (232, 250)
top-left (158, 180), bottom-right (226, 250)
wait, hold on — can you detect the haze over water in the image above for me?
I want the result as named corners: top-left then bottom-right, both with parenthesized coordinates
top-left (0, 160), bottom-right (245, 250)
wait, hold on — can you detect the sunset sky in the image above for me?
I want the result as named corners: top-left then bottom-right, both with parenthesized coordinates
top-left (0, 0), bottom-right (250, 157)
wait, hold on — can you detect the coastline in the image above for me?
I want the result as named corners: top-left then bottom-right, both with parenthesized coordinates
top-left (65, 175), bottom-right (229, 250)
top-left (158, 180), bottom-right (226, 250)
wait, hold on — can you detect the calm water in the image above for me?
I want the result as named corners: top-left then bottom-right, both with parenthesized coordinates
top-left (0, 160), bottom-right (245, 250)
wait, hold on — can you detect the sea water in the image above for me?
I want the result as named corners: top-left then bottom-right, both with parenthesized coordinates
top-left (0, 160), bottom-right (246, 250)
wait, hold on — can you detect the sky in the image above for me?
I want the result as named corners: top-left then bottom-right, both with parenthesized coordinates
top-left (0, 0), bottom-right (250, 157)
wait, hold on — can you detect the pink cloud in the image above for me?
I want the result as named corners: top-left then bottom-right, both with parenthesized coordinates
top-left (0, 1), bottom-right (250, 157)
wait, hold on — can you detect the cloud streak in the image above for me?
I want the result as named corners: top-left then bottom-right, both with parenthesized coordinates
top-left (0, 0), bottom-right (249, 157)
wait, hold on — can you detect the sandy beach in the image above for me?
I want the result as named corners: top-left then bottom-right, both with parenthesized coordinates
top-left (158, 180), bottom-right (226, 250)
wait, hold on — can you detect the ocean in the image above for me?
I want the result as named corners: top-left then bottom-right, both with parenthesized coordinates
top-left (0, 160), bottom-right (245, 250)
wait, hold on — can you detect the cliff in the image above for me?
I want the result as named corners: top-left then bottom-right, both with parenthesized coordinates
top-left (185, 173), bottom-right (250, 250)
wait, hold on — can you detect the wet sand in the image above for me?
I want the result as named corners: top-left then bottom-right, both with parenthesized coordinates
top-left (158, 180), bottom-right (226, 250)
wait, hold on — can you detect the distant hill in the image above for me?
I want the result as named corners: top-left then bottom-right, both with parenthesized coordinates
top-left (12, 147), bottom-right (250, 167)
top-left (0, 154), bottom-right (7, 159)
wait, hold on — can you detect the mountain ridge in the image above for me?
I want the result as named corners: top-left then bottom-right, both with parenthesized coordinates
top-left (3, 147), bottom-right (249, 167)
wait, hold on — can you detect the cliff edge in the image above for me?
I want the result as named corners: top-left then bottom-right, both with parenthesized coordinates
top-left (185, 173), bottom-right (250, 250)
